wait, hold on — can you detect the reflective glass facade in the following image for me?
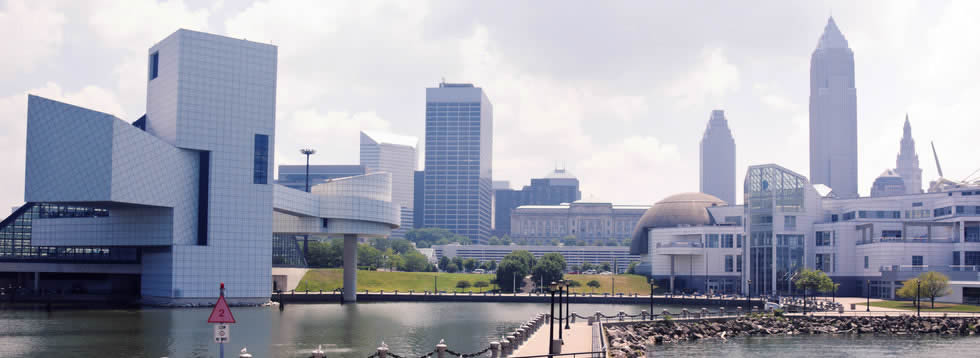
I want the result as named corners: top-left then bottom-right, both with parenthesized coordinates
top-left (424, 84), bottom-right (493, 242)
top-left (745, 165), bottom-right (808, 296)
top-left (0, 203), bottom-right (139, 263)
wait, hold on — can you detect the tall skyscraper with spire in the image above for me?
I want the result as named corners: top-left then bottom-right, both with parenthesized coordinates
top-left (699, 110), bottom-right (736, 204)
top-left (895, 115), bottom-right (923, 194)
top-left (809, 17), bottom-right (858, 198)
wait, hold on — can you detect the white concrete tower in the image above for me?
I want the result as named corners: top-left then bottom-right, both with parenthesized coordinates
top-left (360, 130), bottom-right (418, 238)
top-left (895, 114), bottom-right (923, 194)
top-left (699, 110), bottom-right (736, 205)
top-left (809, 17), bottom-right (858, 198)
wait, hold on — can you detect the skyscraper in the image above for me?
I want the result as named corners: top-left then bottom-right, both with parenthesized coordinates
top-left (809, 17), bottom-right (858, 198)
top-left (895, 115), bottom-right (923, 194)
top-left (492, 169), bottom-right (583, 237)
top-left (360, 130), bottom-right (418, 238)
top-left (699, 110), bottom-right (736, 204)
top-left (424, 82), bottom-right (493, 242)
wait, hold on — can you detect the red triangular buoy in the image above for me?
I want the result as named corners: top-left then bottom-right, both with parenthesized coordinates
top-left (208, 295), bottom-right (236, 323)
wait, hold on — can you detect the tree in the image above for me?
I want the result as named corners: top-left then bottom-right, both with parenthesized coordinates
top-left (488, 260), bottom-right (497, 271)
top-left (626, 261), bottom-right (640, 274)
top-left (587, 280), bottom-right (601, 293)
top-left (474, 281), bottom-right (489, 292)
top-left (305, 239), bottom-right (343, 268)
top-left (566, 280), bottom-right (582, 293)
top-left (532, 253), bottom-right (566, 286)
top-left (405, 228), bottom-right (471, 248)
top-left (569, 265), bottom-right (581, 273)
top-left (445, 263), bottom-right (459, 273)
top-left (509, 250), bottom-right (536, 270)
top-left (358, 244), bottom-right (382, 270)
top-left (581, 262), bottom-right (595, 272)
top-left (920, 271), bottom-right (952, 308)
top-left (438, 256), bottom-right (451, 271)
top-left (599, 262), bottom-right (612, 272)
top-left (792, 268), bottom-right (834, 313)
top-left (496, 252), bottom-right (533, 293)
top-left (398, 251), bottom-right (431, 272)
top-left (452, 257), bottom-right (465, 272)
top-left (463, 258), bottom-right (479, 272)
top-left (456, 280), bottom-right (471, 291)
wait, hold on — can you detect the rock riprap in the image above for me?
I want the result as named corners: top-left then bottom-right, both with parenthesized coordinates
top-left (605, 315), bottom-right (980, 358)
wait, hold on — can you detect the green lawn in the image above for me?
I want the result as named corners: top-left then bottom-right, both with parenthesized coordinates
top-left (860, 300), bottom-right (980, 312)
top-left (550, 274), bottom-right (651, 295)
top-left (295, 269), bottom-right (497, 292)
top-left (294, 269), bottom-right (651, 294)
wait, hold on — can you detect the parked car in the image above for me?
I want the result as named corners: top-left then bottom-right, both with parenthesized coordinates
top-left (583, 270), bottom-right (598, 275)
top-left (473, 269), bottom-right (486, 274)
top-left (599, 271), bottom-right (613, 275)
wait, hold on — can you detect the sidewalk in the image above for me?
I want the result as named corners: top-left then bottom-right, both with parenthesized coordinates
top-left (512, 321), bottom-right (593, 356)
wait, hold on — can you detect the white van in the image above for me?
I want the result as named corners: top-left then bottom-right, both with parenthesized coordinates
top-left (473, 269), bottom-right (486, 274)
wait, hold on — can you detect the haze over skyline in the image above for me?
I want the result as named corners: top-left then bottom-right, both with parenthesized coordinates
top-left (2, 0), bottom-right (978, 210)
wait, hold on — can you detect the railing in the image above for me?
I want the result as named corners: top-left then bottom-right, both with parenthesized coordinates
top-left (858, 237), bottom-right (957, 245)
top-left (880, 265), bottom-right (980, 272)
top-left (656, 242), bottom-right (703, 248)
top-left (511, 352), bottom-right (607, 358)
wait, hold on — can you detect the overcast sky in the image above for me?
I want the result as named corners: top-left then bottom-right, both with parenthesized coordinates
top-left (2, 0), bottom-right (979, 211)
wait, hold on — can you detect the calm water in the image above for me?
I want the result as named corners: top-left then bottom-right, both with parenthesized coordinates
top-left (0, 302), bottom-right (977, 358)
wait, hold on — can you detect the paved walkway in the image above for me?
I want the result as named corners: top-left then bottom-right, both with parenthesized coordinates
top-left (512, 320), bottom-right (593, 356)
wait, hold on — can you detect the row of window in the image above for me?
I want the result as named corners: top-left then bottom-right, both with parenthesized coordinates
top-left (724, 255), bottom-right (743, 272)
top-left (706, 234), bottom-right (743, 248)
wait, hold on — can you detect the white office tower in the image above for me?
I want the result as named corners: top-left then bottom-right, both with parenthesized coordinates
top-left (809, 17), bottom-right (858, 198)
top-left (24, 30), bottom-right (278, 304)
top-left (360, 131), bottom-right (419, 238)
top-left (699, 110), bottom-right (736, 205)
top-left (895, 115), bottom-right (923, 194)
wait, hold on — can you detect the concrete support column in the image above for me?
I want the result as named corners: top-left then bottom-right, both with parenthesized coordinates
top-left (343, 234), bottom-right (358, 302)
top-left (34, 272), bottom-right (40, 291)
top-left (669, 256), bottom-right (676, 293)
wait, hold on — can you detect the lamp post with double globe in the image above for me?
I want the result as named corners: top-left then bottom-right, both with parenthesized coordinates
top-left (866, 280), bottom-right (871, 312)
top-left (300, 148), bottom-right (316, 192)
top-left (548, 281), bottom-right (558, 355)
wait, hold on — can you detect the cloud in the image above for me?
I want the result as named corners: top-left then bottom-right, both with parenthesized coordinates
top-left (578, 136), bottom-right (684, 203)
top-left (274, 109), bottom-right (392, 172)
top-left (0, 0), bottom-right (65, 76)
top-left (665, 48), bottom-right (740, 107)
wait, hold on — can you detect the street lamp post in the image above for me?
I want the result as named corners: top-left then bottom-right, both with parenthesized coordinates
top-left (548, 282), bottom-right (557, 356)
top-left (916, 279), bottom-right (921, 317)
top-left (649, 278), bottom-right (655, 317)
top-left (557, 280), bottom-right (565, 342)
top-left (564, 281), bottom-right (571, 330)
top-left (747, 279), bottom-right (753, 309)
top-left (866, 280), bottom-right (871, 312)
top-left (299, 149), bottom-right (316, 192)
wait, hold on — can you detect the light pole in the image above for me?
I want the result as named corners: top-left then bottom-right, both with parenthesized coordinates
top-left (916, 279), bottom-right (921, 317)
top-left (548, 282), bottom-right (558, 356)
top-left (300, 149), bottom-right (316, 192)
top-left (564, 281), bottom-right (571, 330)
top-left (747, 279), bottom-right (753, 309)
top-left (557, 279), bottom-right (565, 342)
top-left (649, 278), bottom-right (656, 316)
top-left (866, 280), bottom-right (871, 312)
top-left (513, 271), bottom-right (517, 294)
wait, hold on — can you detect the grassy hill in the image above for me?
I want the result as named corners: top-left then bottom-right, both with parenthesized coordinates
top-left (294, 269), bottom-right (650, 294)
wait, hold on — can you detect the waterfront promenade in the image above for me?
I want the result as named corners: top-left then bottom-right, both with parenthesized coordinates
top-left (273, 291), bottom-right (764, 307)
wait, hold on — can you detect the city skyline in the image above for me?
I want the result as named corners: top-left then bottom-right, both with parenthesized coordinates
top-left (3, 1), bottom-right (980, 211)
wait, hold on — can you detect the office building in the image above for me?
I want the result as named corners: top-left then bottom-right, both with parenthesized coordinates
top-left (432, 244), bottom-right (640, 274)
top-left (700, 110), bottom-right (736, 205)
top-left (276, 165), bottom-right (365, 191)
top-left (632, 164), bottom-right (980, 303)
top-left (424, 82), bottom-right (493, 243)
top-left (360, 131), bottom-right (418, 238)
top-left (511, 201), bottom-right (648, 245)
top-left (0, 30), bottom-right (398, 304)
top-left (895, 115), bottom-right (923, 194)
top-left (414, 170), bottom-right (425, 229)
top-left (809, 17), bottom-right (858, 198)
top-left (494, 169), bottom-right (583, 238)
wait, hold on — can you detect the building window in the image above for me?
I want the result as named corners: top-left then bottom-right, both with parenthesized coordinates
top-left (966, 251), bottom-right (980, 266)
top-left (253, 134), bottom-right (269, 184)
top-left (721, 234), bottom-right (734, 248)
top-left (953, 251), bottom-right (960, 266)
top-left (912, 256), bottom-right (923, 266)
top-left (864, 256), bottom-right (869, 269)
top-left (707, 234), bottom-right (719, 248)
top-left (736, 255), bottom-right (742, 272)
top-left (843, 212), bottom-right (856, 221)
top-left (784, 216), bottom-right (796, 230)
top-left (882, 230), bottom-right (902, 238)
top-left (736, 234), bottom-right (743, 248)
top-left (933, 206), bottom-right (952, 217)
top-left (149, 52), bottom-right (159, 80)
top-left (725, 255), bottom-right (734, 272)
top-left (816, 231), bottom-right (832, 246)
top-left (831, 214), bottom-right (839, 222)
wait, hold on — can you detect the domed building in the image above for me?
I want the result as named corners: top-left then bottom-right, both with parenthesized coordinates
top-left (870, 169), bottom-right (906, 198)
top-left (629, 192), bottom-right (744, 294)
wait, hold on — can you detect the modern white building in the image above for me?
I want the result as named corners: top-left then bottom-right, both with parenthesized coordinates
top-left (700, 110), bottom-right (736, 205)
top-left (1, 29), bottom-right (398, 304)
top-left (809, 16), bottom-right (859, 198)
top-left (632, 164), bottom-right (980, 303)
top-left (360, 130), bottom-right (418, 239)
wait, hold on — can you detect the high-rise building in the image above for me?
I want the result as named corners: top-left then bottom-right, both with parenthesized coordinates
top-left (276, 164), bottom-right (365, 191)
top-left (424, 82), bottom-right (493, 242)
top-left (360, 130), bottom-right (418, 238)
top-left (414, 170), bottom-right (425, 229)
top-left (895, 115), bottom-right (923, 194)
top-left (699, 110), bottom-right (736, 205)
top-left (809, 17), bottom-right (858, 198)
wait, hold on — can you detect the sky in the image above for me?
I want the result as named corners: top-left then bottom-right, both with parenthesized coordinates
top-left (2, 0), bottom-right (979, 211)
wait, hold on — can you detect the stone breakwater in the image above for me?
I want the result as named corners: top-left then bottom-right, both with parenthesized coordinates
top-left (605, 315), bottom-right (980, 358)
